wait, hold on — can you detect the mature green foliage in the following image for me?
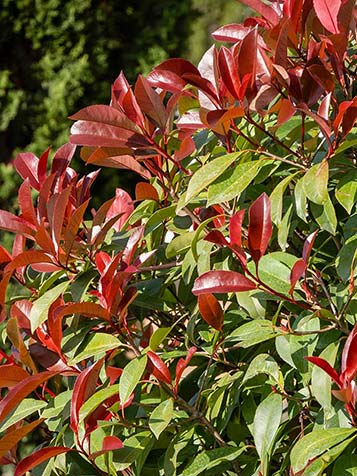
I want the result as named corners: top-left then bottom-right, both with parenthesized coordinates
top-left (0, 1), bottom-right (357, 476)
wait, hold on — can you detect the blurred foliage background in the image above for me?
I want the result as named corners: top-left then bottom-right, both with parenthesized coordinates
top-left (0, 0), bottom-right (247, 236)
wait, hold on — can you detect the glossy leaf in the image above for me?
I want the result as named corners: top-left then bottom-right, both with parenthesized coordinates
top-left (182, 446), bottom-right (245, 476)
top-left (248, 193), bottom-right (272, 268)
top-left (290, 428), bottom-right (356, 475)
top-left (0, 419), bottom-right (43, 459)
top-left (229, 320), bottom-right (281, 348)
top-left (289, 258), bottom-right (306, 295)
top-left (197, 293), bottom-right (224, 331)
top-left (29, 281), bottom-right (69, 333)
top-left (70, 358), bottom-right (104, 433)
top-left (303, 161), bottom-right (329, 205)
top-left (15, 446), bottom-right (72, 476)
top-left (253, 392), bottom-right (282, 465)
top-left (147, 351), bottom-right (172, 385)
top-left (0, 371), bottom-right (57, 424)
top-left (192, 270), bottom-right (256, 295)
top-left (149, 398), bottom-right (174, 439)
top-left (207, 160), bottom-right (261, 206)
top-left (0, 398), bottom-right (47, 433)
top-left (0, 364), bottom-right (30, 388)
top-left (313, 0), bottom-right (341, 34)
top-left (68, 333), bottom-right (121, 365)
top-left (119, 355), bottom-right (148, 405)
top-left (182, 152), bottom-right (240, 207)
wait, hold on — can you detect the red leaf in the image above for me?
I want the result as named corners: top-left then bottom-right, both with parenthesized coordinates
top-left (305, 356), bottom-right (341, 387)
top-left (56, 302), bottom-right (111, 322)
top-left (0, 419), bottom-right (43, 459)
top-left (0, 364), bottom-right (30, 388)
top-left (313, 0), bottom-right (341, 34)
top-left (102, 435), bottom-right (123, 451)
top-left (238, 0), bottom-right (280, 26)
top-left (175, 347), bottom-right (197, 389)
top-left (0, 371), bottom-right (57, 423)
top-left (48, 186), bottom-right (72, 253)
top-left (274, 19), bottom-right (289, 68)
top-left (341, 325), bottom-right (357, 383)
top-left (218, 47), bottom-right (241, 100)
top-left (174, 137), bottom-right (196, 162)
top-left (51, 143), bottom-right (76, 176)
top-left (193, 270), bottom-right (257, 295)
top-left (134, 75), bottom-right (168, 130)
top-left (212, 24), bottom-right (250, 42)
top-left (70, 358), bottom-right (104, 433)
top-left (237, 28), bottom-right (258, 89)
top-left (14, 152), bottom-right (40, 190)
top-left (149, 58), bottom-right (199, 79)
top-left (0, 246), bottom-right (11, 265)
top-left (230, 210), bottom-right (245, 248)
top-left (147, 351), bottom-right (172, 385)
top-left (276, 99), bottom-right (296, 127)
top-left (135, 182), bottom-right (159, 202)
top-left (0, 210), bottom-right (35, 240)
top-left (106, 366), bottom-right (122, 384)
top-left (205, 230), bottom-right (229, 247)
top-left (198, 293), bottom-right (224, 331)
top-left (18, 180), bottom-right (38, 226)
top-left (248, 193), bottom-right (272, 268)
top-left (106, 188), bottom-right (134, 232)
top-left (289, 259), bottom-right (307, 295)
top-left (63, 199), bottom-right (89, 255)
top-left (5, 251), bottom-right (56, 274)
top-left (15, 447), bottom-right (72, 476)
top-left (302, 230), bottom-right (318, 263)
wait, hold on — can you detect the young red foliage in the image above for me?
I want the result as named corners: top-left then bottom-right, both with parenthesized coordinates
top-left (198, 293), bottom-right (224, 331)
top-left (248, 193), bottom-right (272, 270)
top-left (193, 270), bottom-right (257, 295)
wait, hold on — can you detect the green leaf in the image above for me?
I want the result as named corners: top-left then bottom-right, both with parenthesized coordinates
top-left (68, 333), bottom-right (121, 365)
top-left (119, 355), bottom-right (148, 405)
top-left (228, 320), bottom-right (282, 348)
top-left (302, 436), bottom-right (355, 476)
top-left (303, 161), bottom-right (329, 205)
top-left (164, 428), bottom-right (195, 476)
top-left (70, 269), bottom-right (96, 302)
top-left (290, 428), bottom-right (356, 474)
top-left (112, 431), bottom-right (153, 472)
top-left (311, 341), bottom-right (339, 413)
top-left (335, 171), bottom-right (357, 214)
top-left (248, 252), bottom-right (298, 295)
top-left (182, 446), bottom-right (245, 476)
top-left (332, 454), bottom-right (357, 476)
top-left (336, 235), bottom-right (357, 281)
top-left (295, 177), bottom-right (308, 222)
top-left (149, 398), bottom-right (174, 439)
top-left (253, 393), bottom-right (282, 467)
top-left (311, 196), bottom-right (337, 235)
top-left (236, 290), bottom-right (266, 319)
top-left (0, 398), bottom-right (47, 433)
top-left (145, 205), bottom-right (176, 229)
top-left (166, 231), bottom-right (195, 259)
top-left (207, 160), bottom-right (261, 205)
top-left (278, 203), bottom-right (293, 250)
top-left (270, 173), bottom-right (298, 225)
top-left (79, 385), bottom-right (119, 423)
top-left (30, 281), bottom-right (69, 332)
top-left (149, 327), bottom-right (171, 351)
top-left (243, 354), bottom-right (280, 385)
top-left (180, 152), bottom-right (241, 207)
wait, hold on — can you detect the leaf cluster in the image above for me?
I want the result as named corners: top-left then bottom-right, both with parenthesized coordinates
top-left (0, 1), bottom-right (357, 475)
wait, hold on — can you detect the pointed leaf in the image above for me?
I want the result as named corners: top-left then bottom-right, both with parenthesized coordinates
top-left (0, 419), bottom-right (43, 459)
top-left (0, 210), bottom-right (35, 239)
top-left (303, 161), bottom-right (329, 205)
top-left (248, 193), bottom-right (272, 267)
top-left (147, 351), bottom-right (172, 385)
top-left (0, 364), bottom-right (30, 388)
top-left (306, 356), bottom-right (341, 387)
top-left (197, 293), bottom-right (224, 331)
top-left (182, 152), bottom-right (241, 207)
top-left (290, 428), bottom-right (356, 474)
top-left (253, 392), bottom-right (282, 461)
top-left (15, 446), bottom-right (72, 476)
top-left (0, 371), bottom-right (57, 423)
top-left (313, 0), bottom-right (341, 34)
top-left (149, 398), bottom-right (174, 439)
top-left (30, 281), bottom-right (69, 333)
top-left (289, 259), bottom-right (306, 295)
top-left (68, 333), bottom-right (121, 365)
top-left (193, 270), bottom-right (257, 295)
top-left (70, 358), bottom-right (104, 432)
top-left (119, 355), bottom-right (148, 405)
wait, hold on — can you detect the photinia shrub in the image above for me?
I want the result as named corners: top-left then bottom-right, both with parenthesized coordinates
top-left (0, 1), bottom-right (357, 475)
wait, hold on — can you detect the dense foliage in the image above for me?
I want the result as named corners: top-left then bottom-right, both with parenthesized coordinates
top-left (0, 1), bottom-right (357, 475)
